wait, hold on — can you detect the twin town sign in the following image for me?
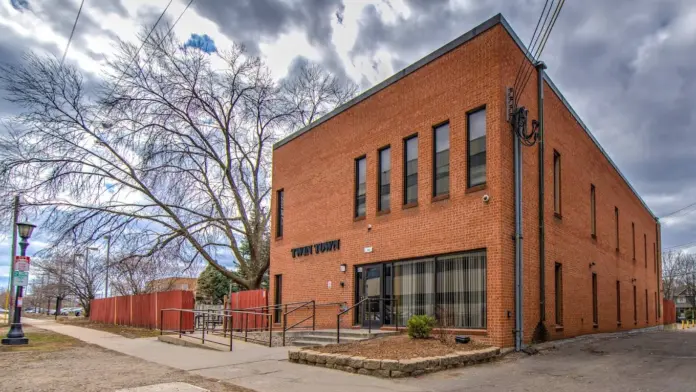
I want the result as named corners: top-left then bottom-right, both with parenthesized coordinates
top-left (291, 239), bottom-right (340, 258)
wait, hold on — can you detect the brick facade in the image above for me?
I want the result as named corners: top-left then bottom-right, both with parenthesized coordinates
top-left (269, 14), bottom-right (662, 348)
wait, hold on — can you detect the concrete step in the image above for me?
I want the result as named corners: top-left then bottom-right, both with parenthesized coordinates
top-left (292, 340), bottom-right (331, 347)
top-left (294, 330), bottom-right (394, 338)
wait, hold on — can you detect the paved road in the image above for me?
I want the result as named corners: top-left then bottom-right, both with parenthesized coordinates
top-left (27, 318), bottom-right (696, 392)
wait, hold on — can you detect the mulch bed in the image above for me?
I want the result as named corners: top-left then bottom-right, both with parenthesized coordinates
top-left (314, 334), bottom-right (490, 360)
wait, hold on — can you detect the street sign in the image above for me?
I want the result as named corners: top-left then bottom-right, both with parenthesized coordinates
top-left (13, 270), bottom-right (29, 287)
top-left (14, 256), bottom-right (30, 272)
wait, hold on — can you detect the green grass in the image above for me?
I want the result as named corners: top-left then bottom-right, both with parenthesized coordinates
top-left (0, 328), bottom-right (82, 353)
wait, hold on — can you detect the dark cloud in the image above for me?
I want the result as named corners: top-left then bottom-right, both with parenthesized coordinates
top-left (191, 0), bottom-right (350, 80)
top-left (92, 0), bottom-right (129, 18)
top-left (348, 0), bottom-right (696, 250)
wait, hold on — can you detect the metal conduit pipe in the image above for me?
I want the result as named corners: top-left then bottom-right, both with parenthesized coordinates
top-left (534, 61), bottom-right (549, 343)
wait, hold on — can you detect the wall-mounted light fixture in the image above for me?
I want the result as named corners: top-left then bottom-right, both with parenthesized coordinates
top-left (340, 264), bottom-right (347, 273)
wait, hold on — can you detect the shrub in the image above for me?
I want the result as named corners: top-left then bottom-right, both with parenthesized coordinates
top-left (407, 315), bottom-right (436, 339)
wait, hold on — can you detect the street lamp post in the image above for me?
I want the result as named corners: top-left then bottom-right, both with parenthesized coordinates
top-left (2, 222), bottom-right (36, 345)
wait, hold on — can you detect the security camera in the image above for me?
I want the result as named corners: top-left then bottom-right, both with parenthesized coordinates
top-left (482, 194), bottom-right (490, 203)
top-left (367, 224), bottom-right (372, 231)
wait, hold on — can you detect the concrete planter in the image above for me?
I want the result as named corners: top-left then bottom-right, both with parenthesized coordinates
top-left (288, 346), bottom-right (500, 378)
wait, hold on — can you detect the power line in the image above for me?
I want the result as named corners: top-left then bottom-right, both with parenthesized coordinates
top-left (664, 240), bottom-right (696, 251)
top-left (60, 0), bottom-right (85, 66)
top-left (511, 0), bottom-right (551, 94)
top-left (100, 0), bottom-right (174, 110)
top-left (514, 0), bottom-right (566, 106)
top-left (660, 201), bottom-right (696, 219)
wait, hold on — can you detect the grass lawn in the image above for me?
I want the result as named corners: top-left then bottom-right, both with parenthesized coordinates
top-left (0, 326), bottom-right (83, 353)
top-left (315, 333), bottom-right (491, 360)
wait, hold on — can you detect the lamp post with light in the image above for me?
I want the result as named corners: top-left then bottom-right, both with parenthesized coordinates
top-left (2, 222), bottom-right (36, 345)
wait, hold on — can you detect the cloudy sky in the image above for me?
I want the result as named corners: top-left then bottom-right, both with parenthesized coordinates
top-left (1, 0), bottom-right (695, 288)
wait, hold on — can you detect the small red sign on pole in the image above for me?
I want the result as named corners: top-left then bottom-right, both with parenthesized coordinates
top-left (14, 256), bottom-right (30, 272)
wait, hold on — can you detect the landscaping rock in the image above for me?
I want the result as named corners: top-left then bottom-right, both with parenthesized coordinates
top-left (325, 354), bottom-right (338, 365)
top-left (374, 369), bottom-right (391, 378)
top-left (288, 351), bottom-right (300, 361)
top-left (342, 365), bottom-right (356, 373)
top-left (314, 353), bottom-right (327, 364)
top-left (363, 359), bottom-right (381, 370)
top-left (349, 356), bottom-right (366, 369)
top-left (412, 369), bottom-right (426, 377)
top-left (297, 351), bottom-right (307, 361)
top-left (334, 355), bottom-right (350, 366)
top-left (381, 359), bottom-right (399, 371)
top-left (305, 352), bottom-right (317, 363)
top-left (357, 368), bottom-right (373, 376)
top-left (390, 371), bottom-right (408, 378)
top-left (398, 358), bottom-right (422, 373)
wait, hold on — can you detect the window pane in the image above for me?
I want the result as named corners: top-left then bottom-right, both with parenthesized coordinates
top-left (393, 258), bottom-right (435, 325)
top-left (276, 190), bottom-right (284, 237)
top-left (468, 109), bottom-right (486, 187)
top-left (404, 137), bottom-right (418, 204)
top-left (355, 157), bottom-right (366, 217)
top-left (555, 263), bottom-right (563, 326)
top-left (590, 185), bottom-right (596, 236)
top-left (434, 124), bottom-right (450, 196)
top-left (554, 152), bottom-right (561, 214)
top-left (436, 251), bottom-right (487, 329)
top-left (379, 148), bottom-right (391, 211)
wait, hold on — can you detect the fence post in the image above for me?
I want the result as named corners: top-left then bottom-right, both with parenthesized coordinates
top-left (268, 313), bottom-right (273, 347)
top-left (282, 304), bottom-right (288, 347)
top-left (160, 309), bottom-right (163, 335)
top-left (368, 298), bottom-right (372, 334)
top-left (337, 313), bottom-right (341, 344)
top-left (202, 311), bottom-right (206, 344)
top-left (229, 314), bottom-right (234, 352)
top-left (179, 310), bottom-right (182, 338)
top-left (312, 300), bottom-right (316, 331)
top-left (244, 312), bottom-right (249, 342)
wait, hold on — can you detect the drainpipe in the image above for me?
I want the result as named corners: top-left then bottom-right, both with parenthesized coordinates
top-left (534, 61), bottom-right (549, 342)
top-left (514, 109), bottom-right (524, 352)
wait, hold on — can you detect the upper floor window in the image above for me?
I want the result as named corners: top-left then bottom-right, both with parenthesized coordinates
top-left (632, 222), bottom-right (636, 260)
top-left (404, 135), bottom-right (418, 205)
top-left (590, 184), bottom-right (596, 237)
top-left (433, 123), bottom-right (450, 197)
top-left (553, 150), bottom-right (561, 216)
top-left (644, 233), bottom-right (647, 268)
top-left (276, 189), bottom-right (284, 237)
top-left (615, 207), bottom-right (620, 251)
top-left (467, 108), bottom-right (486, 187)
top-left (355, 156), bottom-right (366, 218)
top-left (378, 147), bottom-right (391, 212)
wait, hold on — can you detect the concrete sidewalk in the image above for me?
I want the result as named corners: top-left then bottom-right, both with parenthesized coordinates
top-left (25, 318), bottom-right (422, 392)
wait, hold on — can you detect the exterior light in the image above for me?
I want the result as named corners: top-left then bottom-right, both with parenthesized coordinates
top-left (340, 264), bottom-right (347, 273)
top-left (16, 222), bottom-right (36, 240)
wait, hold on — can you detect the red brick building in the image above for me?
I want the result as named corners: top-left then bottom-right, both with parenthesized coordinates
top-left (269, 14), bottom-right (662, 349)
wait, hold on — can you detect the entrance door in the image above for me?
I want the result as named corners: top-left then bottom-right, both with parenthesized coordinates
top-left (362, 265), bottom-right (382, 328)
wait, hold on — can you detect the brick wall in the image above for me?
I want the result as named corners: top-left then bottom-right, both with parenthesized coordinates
top-left (270, 18), bottom-right (661, 348)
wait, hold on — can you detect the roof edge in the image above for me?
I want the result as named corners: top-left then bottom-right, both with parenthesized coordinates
top-left (273, 13), bottom-right (504, 150)
top-left (273, 12), bottom-right (656, 220)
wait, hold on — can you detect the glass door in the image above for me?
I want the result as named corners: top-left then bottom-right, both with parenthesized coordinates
top-left (362, 265), bottom-right (382, 328)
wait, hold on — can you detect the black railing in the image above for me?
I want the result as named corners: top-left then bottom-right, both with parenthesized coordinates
top-left (336, 298), bottom-right (399, 344)
top-left (282, 300), bottom-right (315, 346)
top-left (160, 308), bottom-right (273, 351)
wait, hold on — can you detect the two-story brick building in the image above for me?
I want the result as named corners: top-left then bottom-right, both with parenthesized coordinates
top-left (269, 14), bottom-right (662, 349)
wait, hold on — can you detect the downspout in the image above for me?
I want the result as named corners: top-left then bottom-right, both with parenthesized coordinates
top-left (534, 61), bottom-right (549, 342)
top-left (514, 110), bottom-right (524, 352)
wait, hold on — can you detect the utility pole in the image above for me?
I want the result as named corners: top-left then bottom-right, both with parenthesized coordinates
top-left (5, 196), bottom-right (19, 319)
top-left (104, 236), bottom-right (111, 298)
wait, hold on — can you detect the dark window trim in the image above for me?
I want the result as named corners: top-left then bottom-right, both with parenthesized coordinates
top-left (273, 274), bottom-right (282, 323)
top-left (592, 272), bottom-right (598, 328)
top-left (644, 233), bottom-right (647, 268)
top-left (615, 207), bottom-right (620, 252)
top-left (645, 288), bottom-right (649, 323)
top-left (354, 155), bottom-right (367, 218)
top-left (590, 184), bottom-right (596, 238)
top-left (275, 189), bottom-right (284, 239)
top-left (632, 222), bottom-right (636, 261)
top-left (553, 150), bottom-right (562, 218)
top-left (616, 280), bottom-right (621, 325)
top-left (633, 284), bottom-right (637, 325)
top-left (466, 105), bottom-right (487, 189)
top-left (555, 262), bottom-right (563, 326)
top-left (403, 134), bottom-right (418, 206)
top-left (432, 120), bottom-right (450, 198)
top-left (377, 145), bottom-right (391, 213)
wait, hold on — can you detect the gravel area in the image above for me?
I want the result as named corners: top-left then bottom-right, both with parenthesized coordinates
top-left (0, 328), bottom-right (254, 392)
top-left (315, 334), bottom-right (490, 360)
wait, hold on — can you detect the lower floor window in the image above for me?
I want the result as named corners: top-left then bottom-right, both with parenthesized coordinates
top-left (356, 250), bottom-right (486, 329)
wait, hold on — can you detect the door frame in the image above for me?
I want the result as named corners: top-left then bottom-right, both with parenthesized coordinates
top-left (354, 263), bottom-right (387, 327)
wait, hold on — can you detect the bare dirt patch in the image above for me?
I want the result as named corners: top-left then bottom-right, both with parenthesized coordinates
top-left (315, 334), bottom-right (490, 360)
top-left (0, 327), bottom-right (254, 392)
top-left (57, 317), bottom-right (162, 338)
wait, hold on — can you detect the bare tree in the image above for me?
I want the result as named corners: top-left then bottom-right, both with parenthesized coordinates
top-left (0, 29), bottom-right (356, 289)
top-left (663, 250), bottom-right (686, 300)
top-left (35, 247), bottom-right (104, 317)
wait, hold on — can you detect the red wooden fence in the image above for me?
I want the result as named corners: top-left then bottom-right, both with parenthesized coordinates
top-left (90, 290), bottom-right (194, 330)
top-left (663, 298), bottom-right (676, 325)
top-left (226, 289), bottom-right (268, 330)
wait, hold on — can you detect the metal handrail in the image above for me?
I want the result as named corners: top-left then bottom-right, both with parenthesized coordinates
top-left (282, 300), bottom-right (315, 346)
top-left (336, 297), bottom-right (399, 343)
top-left (160, 308), bottom-right (274, 350)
